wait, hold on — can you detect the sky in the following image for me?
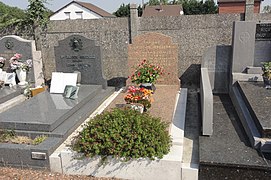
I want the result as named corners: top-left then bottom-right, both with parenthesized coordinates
top-left (1, 0), bottom-right (271, 13)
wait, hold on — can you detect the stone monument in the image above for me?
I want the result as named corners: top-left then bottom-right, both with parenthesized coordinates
top-left (54, 35), bottom-right (107, 89)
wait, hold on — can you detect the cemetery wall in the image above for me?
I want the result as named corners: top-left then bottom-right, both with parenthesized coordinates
top-left (41, 18), bottom-right (129, 85)
top-left (138, 13), bottom-right (242, 87)
top-left (41, 13), bottom-right (271, 87)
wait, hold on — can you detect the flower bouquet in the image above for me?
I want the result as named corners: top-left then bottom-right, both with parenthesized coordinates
top-left (9, 53), bottom-right (32, 71)
top-left (9, 53), bottom-right (32, 86)
top-left (130, 59), bottom-right (163, 85)
top-left (124, 86), bottom-right (153, 111)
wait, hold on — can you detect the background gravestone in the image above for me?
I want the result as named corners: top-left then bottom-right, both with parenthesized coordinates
top-left (0, 35), bottom-right (44, 87)
top-left (202, 45), bottom-right (231, 94)
top-left (54, 35), bottom-right (107, 89)
top-left (254, 23), bottom-right (271, 66)
top-left (128, 32), bottom-right (179, 86)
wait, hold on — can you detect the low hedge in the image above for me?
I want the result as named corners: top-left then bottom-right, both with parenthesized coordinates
top-left (73, 108), bottom-right (171, 161)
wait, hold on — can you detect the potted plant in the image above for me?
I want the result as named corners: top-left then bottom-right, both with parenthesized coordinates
top-left (130, 59), bottom-right (163, 91)
top-left (124, 85), bottom-right (153, 112)
top-left (262, 61), bottom-right (271, 89)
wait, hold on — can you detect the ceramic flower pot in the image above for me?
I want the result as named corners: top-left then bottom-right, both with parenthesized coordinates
top-left (140, 83), bottom-right (156, 93)
top-left (16, 69), bottom-right (27, 86)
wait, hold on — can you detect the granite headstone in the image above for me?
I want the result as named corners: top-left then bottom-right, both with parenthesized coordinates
top-left (54, 35), bottom-right (107, 89)
top-left (202, 45), bottom-right (231, 93)
top-left (0, 35), bottom-right (44, 86)
top-left (128, 32), bottom-right (179, 86)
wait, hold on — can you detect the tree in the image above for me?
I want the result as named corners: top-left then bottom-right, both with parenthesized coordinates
top-left (113, 3), bottom-right (143, 17)
top-left (113, 3), bottom-right (130, 17)
top-left (26, 0), bottom-right (52, 28)
top-left (0, 2), bottom-right (26, 29)
top-left (182, 0), bottom-right (217, 15)
top-left (148, 0), bottom-right (169, 5)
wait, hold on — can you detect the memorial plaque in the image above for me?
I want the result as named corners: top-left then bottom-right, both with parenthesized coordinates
top-left (255, 23), bottom-right (271, 40)
top-left (128, 32), bottom-right (179, 85)
top-left (54, 35), bottom-right (107, 88)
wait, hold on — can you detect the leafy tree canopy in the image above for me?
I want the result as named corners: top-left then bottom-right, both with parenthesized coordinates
top-left (113, 3), bottom-right (143, 17)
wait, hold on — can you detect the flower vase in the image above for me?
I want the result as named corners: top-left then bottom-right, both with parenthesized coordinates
top-left (16, 69), bottom-right (27, 86)
top-left (140, 83), bottom-right (156, 92)
top-left (263, 77), bottom-right (271, 89)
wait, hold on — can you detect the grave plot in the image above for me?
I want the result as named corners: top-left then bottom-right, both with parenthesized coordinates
top-left (200, 21), bottom-right (271, 179)
top-left (0, 35), bottom-right (114, 168)
top-left (48, 33), bottom-right (193, 180)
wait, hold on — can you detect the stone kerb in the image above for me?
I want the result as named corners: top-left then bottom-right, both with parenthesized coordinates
top-left (0, 35), bottom-right (44, 87)
top-left (200, 68), bottom-right (213, 136)
top-left (128, 32), bottom-right (180, 86)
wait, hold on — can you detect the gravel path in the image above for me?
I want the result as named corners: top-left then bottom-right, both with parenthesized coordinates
top-left (0, 167), bottom-right (118, 180)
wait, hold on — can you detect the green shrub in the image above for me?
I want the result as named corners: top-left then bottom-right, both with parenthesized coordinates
top-left (72, 108), bottom-right (171, 161)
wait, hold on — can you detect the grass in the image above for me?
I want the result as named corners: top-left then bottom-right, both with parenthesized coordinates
top-left (0, 129), bottom-right (47, 145)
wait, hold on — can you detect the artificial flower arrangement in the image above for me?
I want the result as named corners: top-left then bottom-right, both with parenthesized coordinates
top-left (9, 53), bottom-right (32, 71)
top-left (0, 57), bottom-right (6, 68)
top-left (130, 59), bottom-right (164, 85)
top-left (124, 85), bottom-right (153, 111)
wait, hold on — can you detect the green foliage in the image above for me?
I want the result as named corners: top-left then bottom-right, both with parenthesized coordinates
top-left (262, 62), bottom-right (271, 80)
top-left (33, 135), bottom-right (47, 145)
top-left (73, 108), bottom-right (171, 161)
top-left (0, 2), bottom-right (26, 29)
top-left (113, 3), bottom-right (130, 17)
top-left (0, 129), bottom-right (15, 142)
top-left (113, 3), bottom-right (143, 17)
top-left (182, 0), bottom-right (217, 15)
top-left (26, 0), bottom-right (52, 28)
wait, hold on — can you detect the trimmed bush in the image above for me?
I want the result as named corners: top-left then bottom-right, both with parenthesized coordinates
top-left (73, 108), bottom-right (171, 161)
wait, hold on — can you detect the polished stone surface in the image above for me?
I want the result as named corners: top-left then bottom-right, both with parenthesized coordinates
top-left (54, 35), bottom-right (107, 89)
top-left (199, 94), bottom-right (271, 179)
top-left (0, 86), bottom-right (22, 104)
top-left (0, 85), bottom-right (101, 132)
top-left (239, 81), bottom-right (271, 137)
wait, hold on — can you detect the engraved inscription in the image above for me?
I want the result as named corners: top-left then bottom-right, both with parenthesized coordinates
top-left (255, 23), bottom-right (271, 40)
top-left (239, 32), bottom-right (250, 43)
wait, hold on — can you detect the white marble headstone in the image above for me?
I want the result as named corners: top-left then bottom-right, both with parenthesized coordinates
top-left (50, 72), bottom-right (77, 94)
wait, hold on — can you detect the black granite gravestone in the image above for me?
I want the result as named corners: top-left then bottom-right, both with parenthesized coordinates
top-left (54, 35), bottom-right (107, 89)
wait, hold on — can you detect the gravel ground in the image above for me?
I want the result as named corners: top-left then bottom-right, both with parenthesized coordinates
top-left (0, 85), bottom-right (179, 179)
top-left (0, 167), bottom-right (120, 180)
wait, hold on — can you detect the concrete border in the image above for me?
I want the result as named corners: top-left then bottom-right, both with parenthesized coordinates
top-left (50, 88), bottom-right (189, 180)
top-left (200, 68), bottom-right (213, 136)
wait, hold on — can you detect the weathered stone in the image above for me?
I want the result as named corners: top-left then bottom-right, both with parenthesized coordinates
top-left (128, 32), bottom-right (179, 86)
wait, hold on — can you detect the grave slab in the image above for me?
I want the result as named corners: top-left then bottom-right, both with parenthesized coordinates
top-left (0, 86), bottom-right (22, 104)
top-left (0, 85), bottom-right (102, 132)
top-left (238, 81), bottom-right (271, 138)
top-left (199, 94), bottom-right (271, 179)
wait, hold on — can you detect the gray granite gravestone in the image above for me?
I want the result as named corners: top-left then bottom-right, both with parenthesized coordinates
top-left (232, 21), bottom-right (256, 73)
top-left (202, 45), bottom-right (231, 94)
top-left (54, 35), bottom-right (107, 89)
top-left (0, 35), bottom-right (44, 87)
